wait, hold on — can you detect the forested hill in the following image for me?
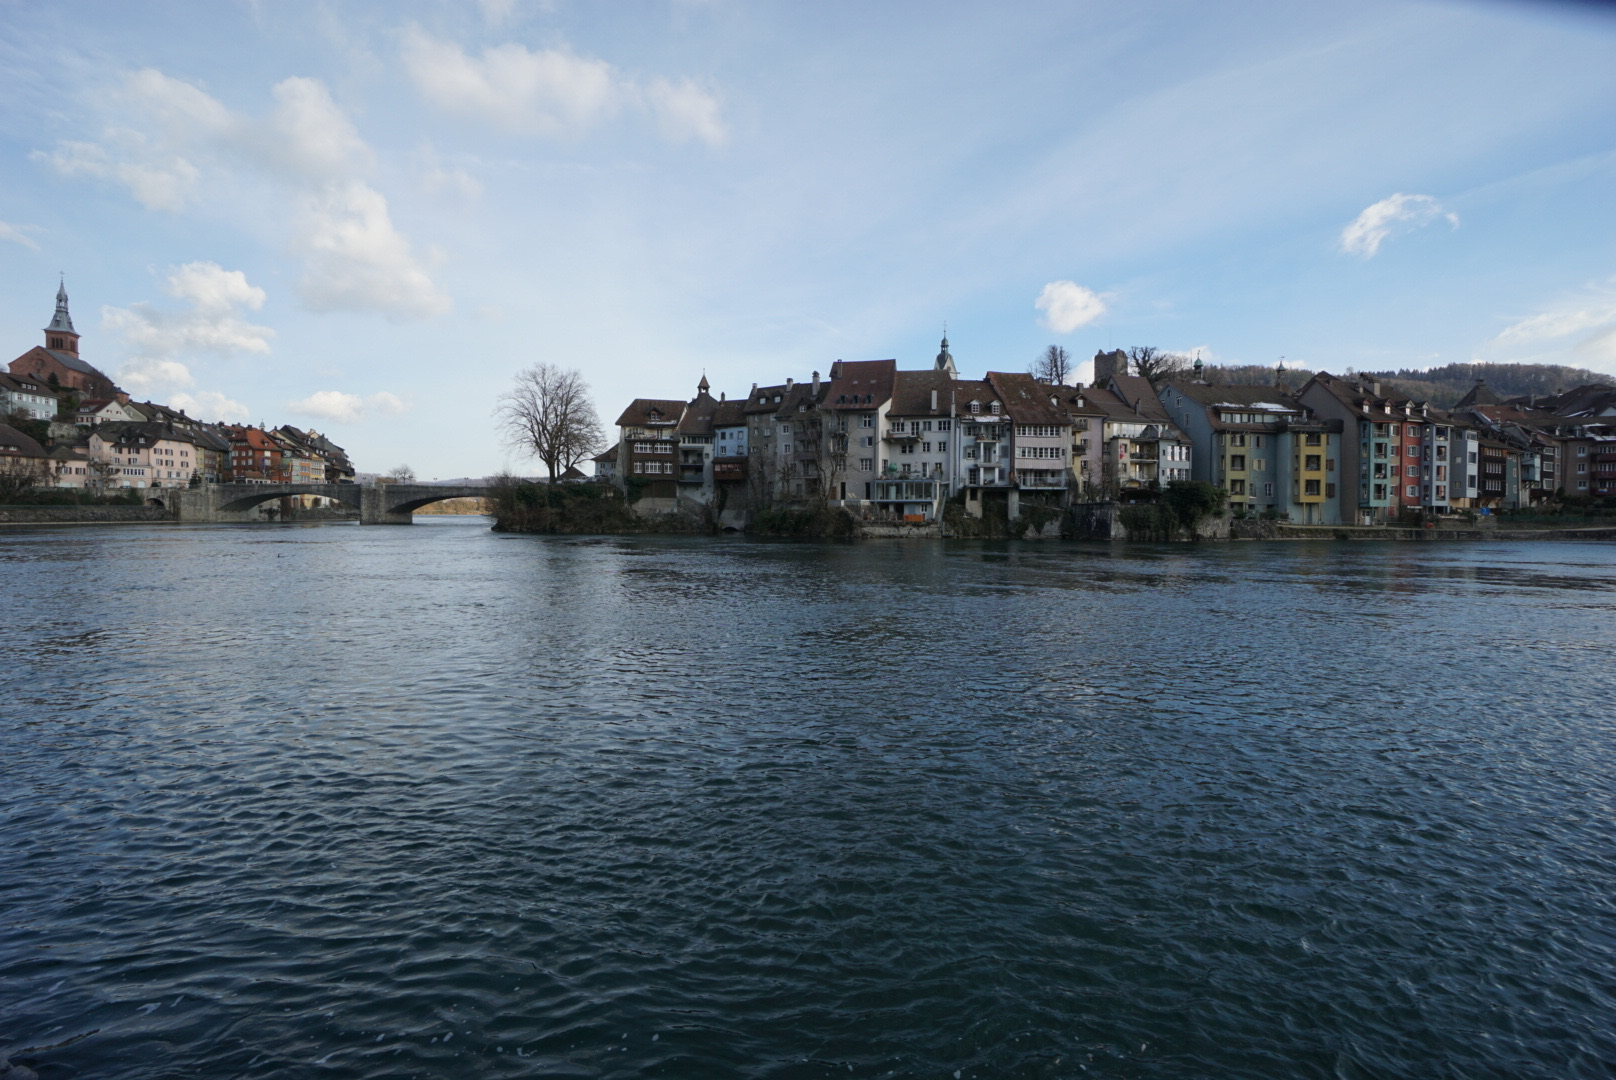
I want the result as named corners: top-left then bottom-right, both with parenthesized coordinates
top-left (1203, 361), bottom-right (1613, 408)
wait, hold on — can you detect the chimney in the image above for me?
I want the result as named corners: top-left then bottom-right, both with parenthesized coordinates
top-left (1370, 381), bottom-right (1381, 396)
top-left (930, 389), bottom-right (938, 411)
top-left (811, 370), bottom-right (820, 394)
top-left (785, 377), bottom-right (794, 392)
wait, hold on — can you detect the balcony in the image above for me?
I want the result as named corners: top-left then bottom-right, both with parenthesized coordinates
top-left (1015, 471), bottom-right (1067, 488)
top-left (883, 430), bottom-right (919, 443)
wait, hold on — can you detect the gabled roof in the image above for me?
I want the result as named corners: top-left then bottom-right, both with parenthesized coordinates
top-left (593, 442), bottom-right (619, 463)
top-left (92, 421), bottom-right (206, 447)
top-left (0, 423), bottom-right (46, 458)
top-left (1107, 373), bottom-right (1173, 421)
top-left (677, 395), bottom-right (719, 436)
top-left (985, 371), bottom-right (1069, 426)
top-left (1164, 380), bottom-right (1306, 412)
top-left (950, 379), bottom-right (1002, 417)
top-left (887, 369), bottom-right (953, 416)
top-left (823, 359), bottom-right (896, 410)
top-left (1455, 380), bottom-right (1501, 408)
top-left (712, 400), bottom-right (747, 427)
top-left (744, 383), bottom-right (790, 415)
top-left (615, 398), bottom-right (686, 428)
top-left (0, 371), bottom-right (58, 396)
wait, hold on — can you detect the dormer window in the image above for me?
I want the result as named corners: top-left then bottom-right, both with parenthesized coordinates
top-left (990, 402), bottom-right (1001, 414)
top-left (969, 401), bottom-right (980, 414)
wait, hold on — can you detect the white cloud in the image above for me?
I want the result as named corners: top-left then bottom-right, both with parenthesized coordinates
top-left (118, 358), bottom-right (196, 394)
top-left (1340, 193), bottom-right (1458, 258)
top-left (36, 70), bottom-right (448, 319)
top-left (1490, 276), bottom-right (1616, 366)
top-left (401, 27), bottom-right (619, 136)
top-left (422, 164), bottom-right (483, 199)
top-left (646, 78), bottom-right (727, 146)
top-left (400, 27), bottom-right (726, 146)
top-left (296, 181), bottom-right (452, 317)
top-left (0, 221), bottom-right (41, 250)
top-left (287, 389), bottom-right (410, 424)
top-left (34, 135), bottom-right (201, 212)
top-left (169, 390), bottom-right (249, 423)
top-left (253, 76), bottom-right (373, 182)
top-left (1035, 280), bottom-right (1106, 333)
top-left (477, 0), bottom-right (520, 25)
top-left (104, 262), bottom-right (274, 363)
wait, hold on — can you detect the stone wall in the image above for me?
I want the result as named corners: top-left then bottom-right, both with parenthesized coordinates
top-left (0, 505), bottom-right (177, 524)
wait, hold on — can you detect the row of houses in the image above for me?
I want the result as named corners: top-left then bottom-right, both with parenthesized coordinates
top-left (0, 285), bottom-right (353, 495)
top-left (599, 340), bottom-right (1616, 527)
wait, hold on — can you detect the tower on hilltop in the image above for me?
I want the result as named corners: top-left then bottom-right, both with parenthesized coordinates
top-left (45, 278), bottom-right (80, 356)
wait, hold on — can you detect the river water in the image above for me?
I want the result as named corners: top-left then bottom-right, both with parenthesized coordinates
top-left (1, 518), bottom-right (1613, 1079)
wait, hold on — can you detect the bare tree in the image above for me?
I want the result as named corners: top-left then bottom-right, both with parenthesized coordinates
top-left (496, 364), bottom-right (604, 484)
top-left (1030, 345), bottom-right (1073, 385)
top-left (1128, 346), bottom-right (1191, 385)
top-left (0, 456), bottom-right (49, 501)
top-left (381, 464), bottom-right (416, 485)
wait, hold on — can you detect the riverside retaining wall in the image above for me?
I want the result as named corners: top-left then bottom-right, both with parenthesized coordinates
top-left (0, 505), bottom-right (177, 525)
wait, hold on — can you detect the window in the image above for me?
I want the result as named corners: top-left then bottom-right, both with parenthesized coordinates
top-left (1406, 485), bottom-right (1418, 498)
top-left (922, 442), bottom-right (932, 452)
top-left (1304, 433), bottom-right (1321, 446)
top-left (922, 421), bottom-right (933, 432)
top-left (1435, 485), bottom-right (1446, 498)
top-left (1407, 445), bottom-right (1419, 458)
top-left (990, 402), bottom-right (1001, 414)
top-left (859, 458), bottom-right (873, 471)
top-left (1435, 466), bottom-right (1446, 480)
top-left (970, 402), bottom-right (980, 414)
top-left (891, 421), bottom-right (906, 433)
top-left (938, 440), bottom-right (947, 452)
top-left (1253, 458), bottom-right (1265, 472)
top-left (861, 415), bottom-right (874, 428)
top-left (1230, 454), bottom-right (1247, 470)
top-left (1253, 435), bottom-right (1263, 449)
top-left (780, 423), bottom-right (791, 434)
top-left (1263, 482), bottom-right (1274, 497)
top-left (1578, 463), bottom-right (1587, 474)
top-left (1304, 479), bottom-right (1320, 495)
top-left (1229, 479), bottom-right (1246, 494)
top-left (1406, 465), bottom-right (1418, 477)
top-left (1230, 433), bottom-right (1246, 447)
top-left (1390, 425), bottom-right (1399, 437)
top-left (1578, 445), bottom-right (1588, 456)
top-left (937, 420), bottom-right (950, 431)
top-left (1304, 455), bottom-right (1321, 471)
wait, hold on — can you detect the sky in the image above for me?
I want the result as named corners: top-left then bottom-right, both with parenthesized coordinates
top-left (2, 0), bottom-right (1614, 478)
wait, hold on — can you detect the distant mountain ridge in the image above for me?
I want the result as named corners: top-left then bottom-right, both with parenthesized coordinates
top-left (1202, 361), bottom-right (1614, 409)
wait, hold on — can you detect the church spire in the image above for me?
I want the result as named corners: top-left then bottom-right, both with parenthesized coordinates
top-left (935, 331), bottom-right (956, 377)
top-left (44, 277), bottom-right (81, 355)
top-left (49, 278), bottom-right (75, 333)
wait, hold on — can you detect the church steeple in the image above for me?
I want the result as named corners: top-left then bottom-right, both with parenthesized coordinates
top-left (934, 333), bottom-right (956, 377)
top-left (44, 278), bottom-right (80, 355)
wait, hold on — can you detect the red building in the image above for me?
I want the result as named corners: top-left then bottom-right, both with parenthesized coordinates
top-left (226, 426), bottom-right (285, 482)
top-left (8, 282), bottom-right (122, 401)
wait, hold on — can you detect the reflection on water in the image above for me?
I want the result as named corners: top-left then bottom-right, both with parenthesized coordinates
top-left (2, 520), bottom-right (1614, 1079)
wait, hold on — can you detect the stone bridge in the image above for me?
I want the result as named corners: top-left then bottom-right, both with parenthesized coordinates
top-left (172, 482), bottom-right (488, 525)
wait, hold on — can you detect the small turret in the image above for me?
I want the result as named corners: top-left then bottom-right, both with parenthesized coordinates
top-left (935, 334), bottom-right (957, 377)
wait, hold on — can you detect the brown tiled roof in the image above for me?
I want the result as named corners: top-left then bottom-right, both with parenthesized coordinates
top-left (1106, 373), bottom-right (1172, 420)
top-left (887, 369), bottom-right (953, 416)
top-left (950, 379), bottom-right (1001, 417)
top-left (615, 398), bottom-right (686, 428)
top-left (744, 383), bottom-right (790, 415)
top-left (985, 372), bottom-right (1069, 426)
top-left (823, 359), bottom-right (896, 410)
top-left (0, 422), bottom-right (46, 458)
top-left (593, 442), bottom-right (619, 463)
top-left (712, 400), bottom-right (747, 426)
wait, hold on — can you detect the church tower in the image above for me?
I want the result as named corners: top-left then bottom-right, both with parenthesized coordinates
top-left (934, 334), bottom-right (957, 377)
top-left (45, 279), bottom-right (80, 356)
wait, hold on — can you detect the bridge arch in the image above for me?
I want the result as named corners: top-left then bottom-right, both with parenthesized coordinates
top-left (213, 483), bottom-right (361, 514)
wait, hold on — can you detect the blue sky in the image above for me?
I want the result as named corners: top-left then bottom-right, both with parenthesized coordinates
top-left (2, 0), bottom-right (1614, 477)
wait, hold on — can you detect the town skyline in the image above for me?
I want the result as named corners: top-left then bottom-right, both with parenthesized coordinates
top-left (3, 1), bottom-right (1615, 478)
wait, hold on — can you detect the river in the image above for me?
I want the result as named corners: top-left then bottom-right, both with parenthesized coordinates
top-left (2, 518), bottom-right (1613, 1079)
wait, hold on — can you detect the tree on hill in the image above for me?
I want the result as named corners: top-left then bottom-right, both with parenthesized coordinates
top-left (496, 363), bottom-right (604, 484)
top-left (1128, 346), bottom-right (1191, 384)
top-left (1030, 344), bottom-right (1073, 385)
